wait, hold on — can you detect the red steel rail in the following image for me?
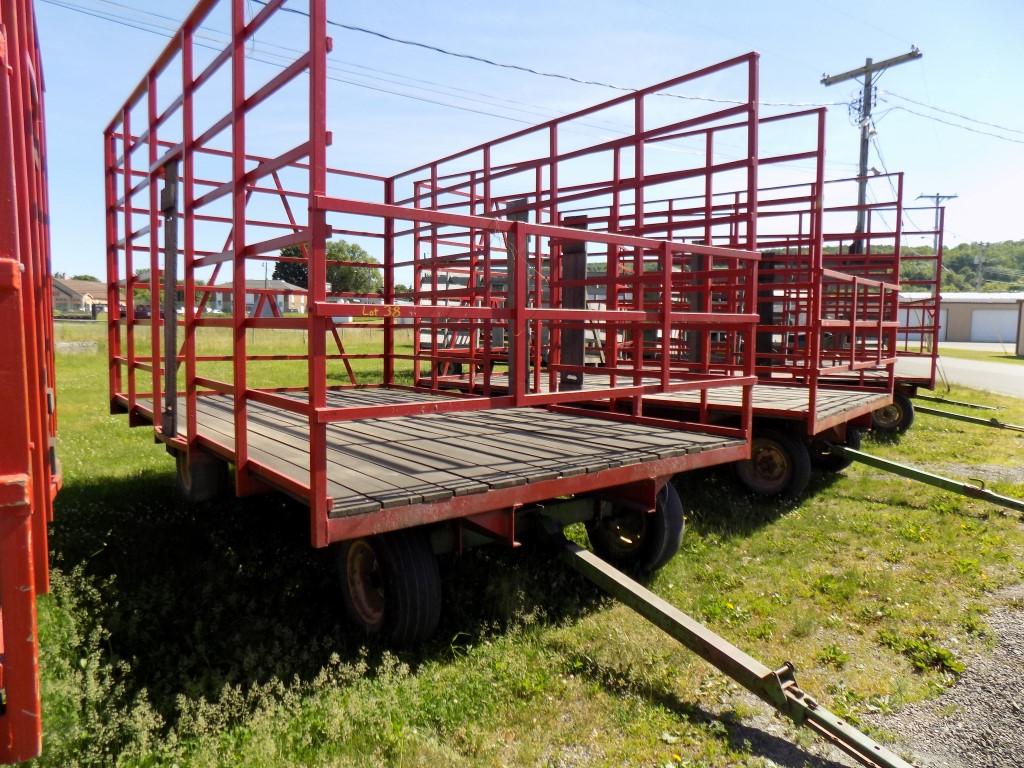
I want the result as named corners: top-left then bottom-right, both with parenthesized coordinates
top-left (531, 111), bottom-right (901, 435)
top-left (0, 0), bottom-right (58, 761)
top-left (893, 205), bottom-right (944, 390)
top-left (104, 2), bottom-right (761, 547)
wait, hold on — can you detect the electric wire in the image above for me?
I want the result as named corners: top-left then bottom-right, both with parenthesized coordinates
top-left (880, 88), bottom-right (1024, 136)
top-left (247, 0), bottom-right (848, 109)
top-left (43, 0), bottom-right (857, 175)
top-left (879, 105), bottom-right (1024, 146)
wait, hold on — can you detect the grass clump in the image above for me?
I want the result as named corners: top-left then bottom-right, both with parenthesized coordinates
top-left (877, 629), bottom-right (966, 676)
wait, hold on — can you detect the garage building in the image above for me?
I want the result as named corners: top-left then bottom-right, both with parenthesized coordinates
top-left (900, 291), bottom-right (1023, 344)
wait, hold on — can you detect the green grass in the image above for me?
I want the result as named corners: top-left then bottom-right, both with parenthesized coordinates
top-left (938, 346), bottom-right (1024, 365)
top-left (30, 323), bottom-right (1024, 767)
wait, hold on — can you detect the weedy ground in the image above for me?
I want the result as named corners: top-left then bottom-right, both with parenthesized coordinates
top-left (936, 345), bottom-right (1024, 366)
top-left (32, 321), bottom-right (1024, 767)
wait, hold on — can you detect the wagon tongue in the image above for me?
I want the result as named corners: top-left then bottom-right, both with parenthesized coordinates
top-left (561, 542), bottom-right (914, 768)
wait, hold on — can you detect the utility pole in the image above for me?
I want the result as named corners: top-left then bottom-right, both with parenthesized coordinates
top-left (915, 193), bottom-right (956, 255)
top-left (822, 48), bottom-right (923, 250)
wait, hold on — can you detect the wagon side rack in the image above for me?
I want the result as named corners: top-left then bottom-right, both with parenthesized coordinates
top-left (559, 541), bottom-right (913, 768)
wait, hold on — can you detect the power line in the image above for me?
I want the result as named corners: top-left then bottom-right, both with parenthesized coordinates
top-left (881, 105), bottom-right (1024, 146)
top-left (35, 0), bottom-right (540, 126)
top-left (869, 135), bottom-right (928, 233)
top-left (880, 88), bottom-right (1024, 136)
top-left (43, 0), bottom-right (856, 176)
top-left (249, 0), bottom-right (847, 109)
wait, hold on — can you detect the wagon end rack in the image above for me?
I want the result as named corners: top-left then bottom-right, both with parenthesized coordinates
top-left (560, 542), bottom-right (913, 768)
top-left (827, 446), bottom-right (1024, 514)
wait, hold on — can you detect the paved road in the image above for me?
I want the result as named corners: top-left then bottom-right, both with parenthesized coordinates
top-left (898, 355), bottom-right (1024, 398)
top-left (941, 341), bottom-right (1019, 353)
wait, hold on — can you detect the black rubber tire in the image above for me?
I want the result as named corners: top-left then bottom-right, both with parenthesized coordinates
top-left (871, 391), bottom-right (915, 434)
top-left (810, 427), bottom-right (862, 472)
top-left (432, 361), bottom-right (462, 377)
top-left (585, 483), bottom-right (684, 574)
top-left (337, 529), bottom-right (442, 646)
top-left (175, 451), bottom-right (229, 503)
top-left (736, 429), bottom-right (812, 498)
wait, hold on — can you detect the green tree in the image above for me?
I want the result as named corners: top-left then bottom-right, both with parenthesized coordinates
top-left (274, 240), bottom-right (383, 295)
top-left (70, 274), bottom-right (101, 282)
top-left (271, 260), bottom-right (308, 289)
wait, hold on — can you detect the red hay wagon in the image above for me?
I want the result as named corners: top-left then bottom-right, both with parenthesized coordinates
top-left (0, 0), bottom-right (59, 761)
top-left (104, 0), bottom-right (764, 643)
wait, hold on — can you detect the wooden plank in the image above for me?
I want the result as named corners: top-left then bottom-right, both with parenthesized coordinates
top-left (177, 389), bottom-right (749, 521)
top-left (193, 406), bottom-right (380, 515)
top-left (202, 403), bottom-right (463, 508)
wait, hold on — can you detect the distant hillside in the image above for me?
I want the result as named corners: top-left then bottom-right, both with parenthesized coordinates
top-left (902, 239), bottom-right (1024, 292)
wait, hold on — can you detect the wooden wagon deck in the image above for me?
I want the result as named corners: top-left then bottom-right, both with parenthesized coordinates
top-left (431, 374), bottom-right (890, 434)
top-left (645, 383), bottom-right (889, 427)
top-left (127, 388), bottom-right (744, 519)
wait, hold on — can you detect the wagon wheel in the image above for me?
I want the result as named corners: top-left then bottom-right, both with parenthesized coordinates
top-left (174, 450), bottom-right (229, 503)
top-left (337, 529), bottom-right (441, 646)
top-left (810, 427), bottom-right (862, 472)
top-left (736, 429), bottom-right (811, 498)
top-left (586, 482), bottom-right (684, 574)
top-left (871, 391), bottom-right (915, 434)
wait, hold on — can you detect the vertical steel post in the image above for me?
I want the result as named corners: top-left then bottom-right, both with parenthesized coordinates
top-left (308, 0), bottom-right (330, 545)
top-left (383, 177), bottom-right (395, 385)
top-left (147, 74), bottom-right (161, 420)
top-left (745, 54), bottom-right (760, 440)
top-left (104, 130), bottom-right (122, 409)
top-left (122, 106), bottom-right (136, 413)
top-left (161, 161), bottom-right (179, 438)
top-left (230, 0), bottom-right (251, 493)
top-left (631, 93), bottom-right (644, 411)
top-left (660, 242), bottom-right (672, 388)
top-left (510, 221), bottom-right (528, 406)
top-left (182, 24), bottom-right (198, 443)
top-left (807, 109), bottom-right (826, 433)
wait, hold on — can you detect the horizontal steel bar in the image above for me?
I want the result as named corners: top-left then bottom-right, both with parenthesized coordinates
top-left (315, 195), bottom-right (759, 261)
top-left (314, 301), bottom-right (512, 320)
top-left (914, 405), bottom-right (1024, 432)
top-left (835, 447), bottom-right (1024, 514)
top-left (912, 394), bottom-right (998, 411)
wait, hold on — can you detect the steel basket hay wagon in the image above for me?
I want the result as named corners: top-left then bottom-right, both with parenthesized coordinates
top-left (0, 0), bottom-right (59, 761)
top-left (819, 191), bottom-right (946, 433)
top-left (439, 108), bottom-right (903, 497)
top-left (104, 0), bottom-right (765, 643)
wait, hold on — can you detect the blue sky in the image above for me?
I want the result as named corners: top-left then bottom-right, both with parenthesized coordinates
top-left (35, 0), bottom-right (1024, 279)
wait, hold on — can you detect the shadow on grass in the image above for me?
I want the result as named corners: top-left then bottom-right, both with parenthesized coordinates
top-left (51, 469), bottom-right (354, 716)
top-left (47, 462), bottom-right (846, 753)
top-left (566, 654), bottom-right (851, 768)
top-left (49, 468), bottom-right (605, 723)
top-left (676, 467), bottom-right (844, 539)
